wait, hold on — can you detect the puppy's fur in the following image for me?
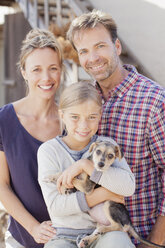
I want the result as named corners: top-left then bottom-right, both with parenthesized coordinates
top-left (44, 141), bottom-right (165, 248)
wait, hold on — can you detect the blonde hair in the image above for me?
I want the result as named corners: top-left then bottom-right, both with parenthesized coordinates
top-left (18, 28), bottom-right (63, 71)
top-left (59, 81), bottom-right (102, 112)
top-left (67, 9), bottom-right (118, 49)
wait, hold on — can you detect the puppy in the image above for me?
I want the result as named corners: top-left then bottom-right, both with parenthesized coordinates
top-left (44, 141), bottom-right (165, 248)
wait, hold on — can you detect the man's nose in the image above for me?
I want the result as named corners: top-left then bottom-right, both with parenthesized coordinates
top-left (89, 51), bottom-right (99, 62)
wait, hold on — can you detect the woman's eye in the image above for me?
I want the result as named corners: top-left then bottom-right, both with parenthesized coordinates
top-left (51, 67), bottom-right (57, 71)
top-left (33, 68), bottom-right (39, 72)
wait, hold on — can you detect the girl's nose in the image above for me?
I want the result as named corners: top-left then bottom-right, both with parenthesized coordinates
top-left (79, 120), bottom-right (88, 128)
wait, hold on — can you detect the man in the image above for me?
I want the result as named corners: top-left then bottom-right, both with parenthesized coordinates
top-left (67, 9), bottom-right (165, 248)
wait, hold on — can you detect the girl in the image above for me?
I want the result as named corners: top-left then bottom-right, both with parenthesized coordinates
top-left (38, 82), bottom-right (136, 248)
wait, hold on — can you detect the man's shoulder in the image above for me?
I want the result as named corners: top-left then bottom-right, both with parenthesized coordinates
top-left (137, 73), bottom-right (164, 94)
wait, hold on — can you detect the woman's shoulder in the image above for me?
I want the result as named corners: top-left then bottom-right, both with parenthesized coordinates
top-left (0, 103), bottom-right (14, 120)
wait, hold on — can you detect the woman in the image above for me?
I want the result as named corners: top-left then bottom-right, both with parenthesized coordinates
top-left (0, 28), bottom-right (62, 248)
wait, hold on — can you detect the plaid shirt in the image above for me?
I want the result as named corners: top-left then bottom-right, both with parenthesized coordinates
top-left (96, 65), bottom-right (165, 245)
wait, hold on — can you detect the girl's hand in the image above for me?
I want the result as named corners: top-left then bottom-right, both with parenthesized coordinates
top-left (57, 159), bottom-right (94, 193)
top-left (30, 221), bottom-right (56, 244)
top-left (57, 161), bottom-right (84, 193)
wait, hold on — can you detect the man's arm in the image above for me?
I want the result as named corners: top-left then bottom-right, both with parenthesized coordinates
top-left (137, 215), bottom-right (165, 248)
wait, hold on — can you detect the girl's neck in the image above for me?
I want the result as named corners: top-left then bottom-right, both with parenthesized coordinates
top-left (62, 135), bottom-right (91, 151)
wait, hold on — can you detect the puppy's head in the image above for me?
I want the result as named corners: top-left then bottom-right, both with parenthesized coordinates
top-left (89, 141), bottom-right (123, 171)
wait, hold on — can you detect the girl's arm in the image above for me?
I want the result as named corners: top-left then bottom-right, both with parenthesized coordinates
top-left (85, 186), bottom-right (124, 207)
top-left (0, 151), bottom-right (56, 244)
top-left (57, 157), bottom-right (135, 197)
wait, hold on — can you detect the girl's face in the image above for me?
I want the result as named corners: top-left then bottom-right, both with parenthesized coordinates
top-left (21, 47), bottom-right (61, 100)
top-left (60, 100), bottom-right (101, 150)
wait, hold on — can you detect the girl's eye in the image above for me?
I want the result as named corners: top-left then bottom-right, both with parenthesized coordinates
top-left (71, 116), bottom-right (78, 120)
top-left (89, 116), bottom-right (96, 120)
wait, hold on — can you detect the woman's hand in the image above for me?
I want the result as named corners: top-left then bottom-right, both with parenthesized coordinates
top-left (30, 221), bottom-right (56, 244)
top-left (57, 159), bottom-right (94, 193)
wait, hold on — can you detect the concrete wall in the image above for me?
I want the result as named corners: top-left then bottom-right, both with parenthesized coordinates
top-left (90, 0), bottom-right (165, 87)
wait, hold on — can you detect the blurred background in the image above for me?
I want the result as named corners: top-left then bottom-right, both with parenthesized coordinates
top-left (0, 0), bottom-right (165, 107)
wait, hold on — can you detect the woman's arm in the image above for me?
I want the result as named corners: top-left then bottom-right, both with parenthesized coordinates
top-left (0, 151), bottom-right (56, 244)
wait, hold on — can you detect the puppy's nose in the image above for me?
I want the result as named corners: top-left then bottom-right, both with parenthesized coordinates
top-left (98, 162), bottom-right (105, 168)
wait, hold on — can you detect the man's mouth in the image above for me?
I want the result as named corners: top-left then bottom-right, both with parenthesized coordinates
top-left (88, 63), bottom-right (106, 72)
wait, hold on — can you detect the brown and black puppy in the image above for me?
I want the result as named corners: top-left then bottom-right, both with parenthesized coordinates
top-left (44, 141), bottom-right (165, 248)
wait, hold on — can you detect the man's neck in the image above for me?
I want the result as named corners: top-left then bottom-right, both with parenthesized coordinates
top-left (98, 66), bottom-right (129, 100)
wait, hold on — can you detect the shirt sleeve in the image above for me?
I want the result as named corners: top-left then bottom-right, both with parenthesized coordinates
top-left (149, 102), bottom-right (165, 215)
top-left (37, 142), bottom-right (89, 219)
top-left (90, 157), bottom-right (135, 197)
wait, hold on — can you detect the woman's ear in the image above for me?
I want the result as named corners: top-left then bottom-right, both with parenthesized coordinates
top-left (21, 68), bottom-right (27, 81)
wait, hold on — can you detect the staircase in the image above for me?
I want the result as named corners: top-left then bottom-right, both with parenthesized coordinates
top-left (15, 0), bottom-right (93, 29)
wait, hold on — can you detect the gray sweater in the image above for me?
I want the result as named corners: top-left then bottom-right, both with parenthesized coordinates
top-left (38, 135), bottom-right (135, 237)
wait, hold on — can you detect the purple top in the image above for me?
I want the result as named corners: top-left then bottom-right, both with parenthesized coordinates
top-left (0, 103), bottom-right (50, 248)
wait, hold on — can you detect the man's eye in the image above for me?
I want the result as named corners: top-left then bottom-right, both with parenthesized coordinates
top-left (96, 149), bottom-right (102, 155)
top-left (79, 50), bottom-right (87, 55)
top-left (97, 44), bottom-right (104, 48)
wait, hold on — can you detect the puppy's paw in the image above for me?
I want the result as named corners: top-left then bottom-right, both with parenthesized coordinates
top-left (43, 173), bottom-right (62, 183)
top-left (78, 237), bottom-right (90, 248)
top-left (64, 188), bottom-right (77, 195)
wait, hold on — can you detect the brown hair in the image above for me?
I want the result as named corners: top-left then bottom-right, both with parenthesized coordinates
top-left (67, 9), bottom-right (118, 49)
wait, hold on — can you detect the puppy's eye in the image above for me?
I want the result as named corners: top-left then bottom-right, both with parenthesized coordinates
top-left (96, 149), bottom-right (102, 155)
top-left (107, 154), bottom-right (114, 159)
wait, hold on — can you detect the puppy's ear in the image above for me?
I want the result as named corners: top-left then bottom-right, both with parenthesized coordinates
top-left (89, 142), bottom-right (98, 153)
top-left (114, 146), bottom-right (123, 160)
